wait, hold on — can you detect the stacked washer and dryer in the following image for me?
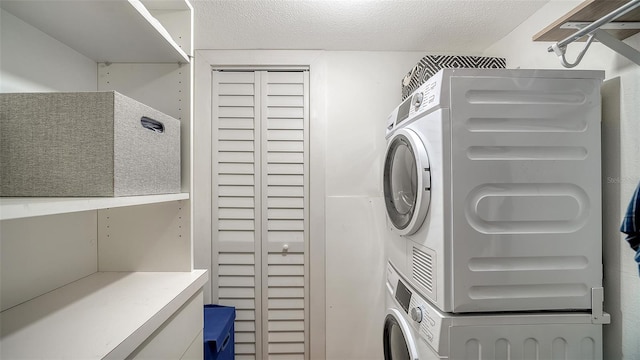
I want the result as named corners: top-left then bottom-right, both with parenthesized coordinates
top-left (382, 69), bottom-right (610, 359)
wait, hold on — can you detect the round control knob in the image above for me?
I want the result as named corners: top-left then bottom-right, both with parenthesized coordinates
top-left (413, 92), bottom-right (423, 109)
top-left (410, 307), bottom-right (423, 323)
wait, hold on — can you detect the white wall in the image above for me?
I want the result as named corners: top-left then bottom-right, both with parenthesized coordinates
top-left (0, 8), bottom-right (100, 310)
top-left (325, 52), bottom-right (424, 197)
top-left (0, 9), bottom-right (97, 92)
top-left (324, 51), bottom-right (424, 359)
top-left (484, 2), bottom-right (640, 358)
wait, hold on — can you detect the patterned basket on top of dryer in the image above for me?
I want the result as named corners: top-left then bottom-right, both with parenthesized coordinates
top-left (401, 55), bottom-right (506, 100)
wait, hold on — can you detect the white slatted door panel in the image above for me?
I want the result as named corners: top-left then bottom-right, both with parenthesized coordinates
top-left (213, 71), bottom-right (263, 360)
top-left (214, 70), bottom-right (309, 360)
top-left (261, 71), bottom-right (309, 360)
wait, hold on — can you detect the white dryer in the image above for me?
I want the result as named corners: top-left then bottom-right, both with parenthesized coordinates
top-left (383, 261), bottom-right (605, 360)
top-left (383, 69), bottom-right (605, 313)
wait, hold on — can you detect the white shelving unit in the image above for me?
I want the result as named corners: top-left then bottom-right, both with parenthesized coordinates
top-left (0, 0), bottom-right (203, 358)
top-left (0, 193), bottom-right (190, 221)
top-left (1, 271), bottom-right (207, 359)
top-left (0, 0), bottom-right (190, 63)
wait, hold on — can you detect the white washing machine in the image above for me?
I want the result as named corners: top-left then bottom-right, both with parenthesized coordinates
top-left (383, 261), bottom-right (605, 360)
top-left (384, 263), bottom-right (440, 360)
top-left (383, 69), bottom-right (605, 313)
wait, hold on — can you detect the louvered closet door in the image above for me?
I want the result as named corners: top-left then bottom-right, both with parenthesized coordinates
top-left (212, 70), bottom-right (309, 360)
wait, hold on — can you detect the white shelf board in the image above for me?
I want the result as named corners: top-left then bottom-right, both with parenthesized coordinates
top-left (0, 193), bottom-right (190, 220)
top-left (0, 270), bottom-right (208, 360)
top-left (0, 0), bottom-right (189, 63)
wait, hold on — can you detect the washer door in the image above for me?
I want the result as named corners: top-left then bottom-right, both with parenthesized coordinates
top-left (383, 128), bottom-right (431, 235)
top-left (383, 309), bottom-right (419, 360)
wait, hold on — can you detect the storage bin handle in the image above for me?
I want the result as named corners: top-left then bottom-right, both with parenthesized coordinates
top-left (140, 116), bottom-right (164, 133)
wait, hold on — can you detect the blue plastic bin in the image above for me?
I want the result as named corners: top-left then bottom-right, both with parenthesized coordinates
top-left (204, 305), bottom-right (235, 360)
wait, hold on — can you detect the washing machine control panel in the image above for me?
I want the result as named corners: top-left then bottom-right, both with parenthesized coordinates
top-left (387, 262), bottom-right (445, 353)
top-left (409, 295), bottom-right (443, 352)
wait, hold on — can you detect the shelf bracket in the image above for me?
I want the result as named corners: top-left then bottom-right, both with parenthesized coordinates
top-left (547, 0), bottom-right (640, 68)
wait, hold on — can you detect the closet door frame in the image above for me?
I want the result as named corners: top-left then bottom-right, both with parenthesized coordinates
top-left (194, 50), bottom-right (327, 360)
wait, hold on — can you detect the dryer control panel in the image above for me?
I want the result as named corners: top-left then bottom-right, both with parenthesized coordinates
top-left (409, 71), bottom-right (443, 117)
top-left (385, 70), bottom-right (446, 139)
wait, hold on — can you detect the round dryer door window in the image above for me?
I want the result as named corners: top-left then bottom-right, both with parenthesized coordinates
top-left (383, 129), bottom-right (431, 236)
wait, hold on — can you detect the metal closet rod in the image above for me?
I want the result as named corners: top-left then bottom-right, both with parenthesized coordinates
top-left (548, 0), bottom-right (640, 52)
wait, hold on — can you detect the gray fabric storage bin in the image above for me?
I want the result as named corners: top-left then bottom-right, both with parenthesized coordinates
top-left (0, 92), bottom-right (181, 197)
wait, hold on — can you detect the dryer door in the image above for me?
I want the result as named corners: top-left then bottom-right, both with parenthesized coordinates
top-left (383, 309), bottom-right (420, 360)
top-left (383, 128), bottom-right (431, 235)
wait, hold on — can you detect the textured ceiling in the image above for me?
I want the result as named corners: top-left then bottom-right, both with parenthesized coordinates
top-left (193, 0), bottom-right (550, 52)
